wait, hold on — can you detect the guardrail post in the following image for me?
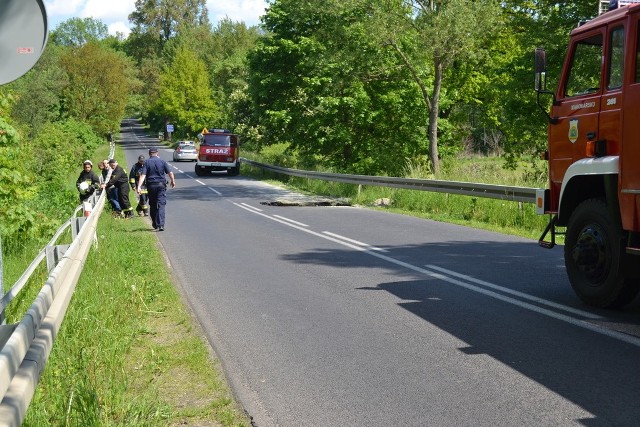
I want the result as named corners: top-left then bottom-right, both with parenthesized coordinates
top-left (0, 236), bottom-right (4, 325)
top-left (45, 245), bottom-right (69, 273)
top-left (0, 324), bottom-right (17, 350)
top-left (71, 217), bottom-right (86, 240)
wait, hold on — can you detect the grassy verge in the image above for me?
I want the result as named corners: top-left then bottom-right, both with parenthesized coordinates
top-left (23, 212), bottom-right (250, 426)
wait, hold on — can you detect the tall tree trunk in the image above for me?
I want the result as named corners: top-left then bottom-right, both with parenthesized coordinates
top-left (429, 59), bottom-right (442, 175)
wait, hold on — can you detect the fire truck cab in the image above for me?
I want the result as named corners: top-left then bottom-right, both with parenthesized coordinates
top-left (535, 1), bottom-right (640, 307)
top-left (195, 128), bottom-right (241, 176)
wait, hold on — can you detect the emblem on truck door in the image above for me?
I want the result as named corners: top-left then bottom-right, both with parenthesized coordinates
top-left (568, 119), bottom-right (578, 143)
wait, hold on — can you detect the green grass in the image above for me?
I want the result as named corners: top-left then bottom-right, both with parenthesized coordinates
top-left (21, 211), bottom-right (250, 426)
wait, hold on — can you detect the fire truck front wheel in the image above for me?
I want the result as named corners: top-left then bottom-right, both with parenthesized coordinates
top-left (564, 198), bottom-right (639, 308)
top-left (227, 164), bottom-right (240, 176)
top-left (195, 165), bottom-right (206, 176)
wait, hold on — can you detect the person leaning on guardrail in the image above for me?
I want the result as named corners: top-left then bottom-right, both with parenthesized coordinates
top-left (102, 159), bottom-right (134, 219)
top-left (97, 160), bottom-right (106, 186)
top-left (76, 160), bottom-right (100, 203)
top-left (99, 159), bottom-right (122, 216)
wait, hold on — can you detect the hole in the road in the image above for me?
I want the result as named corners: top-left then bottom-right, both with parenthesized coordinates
top-left (260, 199), bottom-right (351, 207)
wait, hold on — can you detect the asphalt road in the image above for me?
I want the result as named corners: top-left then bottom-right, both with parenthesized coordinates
top-left (120, 120), bottom-right (640, 427)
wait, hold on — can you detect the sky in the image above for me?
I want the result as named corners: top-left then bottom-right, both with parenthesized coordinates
top-left (43, 0), bottom-right (269, 37)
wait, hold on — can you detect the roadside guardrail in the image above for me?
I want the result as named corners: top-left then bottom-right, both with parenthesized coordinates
top-left (0, 192), bottom-right (104, 427)
top-left (240, 158), bottom-right (540, 204)
top-left (0, 143), bottom-right (113, 426)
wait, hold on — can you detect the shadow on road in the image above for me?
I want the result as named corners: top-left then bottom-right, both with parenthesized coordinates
top-left (281, 241), bottom-right (640, 426)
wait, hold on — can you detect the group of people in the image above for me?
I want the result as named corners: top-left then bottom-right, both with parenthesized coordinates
top-left (76, 147), bottom-right (175, 231)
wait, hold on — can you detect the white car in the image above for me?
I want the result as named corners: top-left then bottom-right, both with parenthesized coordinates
top-left (173, 142), bottom-right (198, 161)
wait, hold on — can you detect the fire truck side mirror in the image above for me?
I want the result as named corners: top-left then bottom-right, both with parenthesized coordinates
top-left (534, 48), bottom-right (547, 92)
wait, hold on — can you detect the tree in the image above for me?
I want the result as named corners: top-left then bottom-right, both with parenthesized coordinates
top-left (0, 92), bottom-right (37, 245)
top-left (370, 0), bottom-right (502, 174)
top-left (487, 1), bottom-right (598, 162)
top-left (249, 0), bottom-right (428, 174)
top-left (126, 0), bottom-right (209, 64)
top-left (205, 19), bottom-right (262, 128)
top-left (154, 46), bottom-right (219, 136)
top-left (60, 42), bottom-right (135, 136)
top-left (50, 17), bottom-right (110, 47)
top-left (9, 45), bottom-right (68, 137)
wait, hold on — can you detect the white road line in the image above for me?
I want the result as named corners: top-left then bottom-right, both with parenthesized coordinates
top-left (240, 202), bottom-right (262, 213)
top-left (183, 177), bottom-right (221, 194)
top-left (273, 215), bottom-right (309, 227)
top-left (232, 201), bottom-right (640, 348)
top-left (420, 266), bottom-right (640, 347)
top-left (233, 202), bottom-right (363, 248)
top-left (425, 264), bottom-right (602, 319)
top-left (322, 231), bottom-right (387, 252)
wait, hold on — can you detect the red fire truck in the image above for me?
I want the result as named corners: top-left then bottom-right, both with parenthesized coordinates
top-left (535, 1), bottom-right (640, 307)
top-left (195, 128), bottom-right (241, 176)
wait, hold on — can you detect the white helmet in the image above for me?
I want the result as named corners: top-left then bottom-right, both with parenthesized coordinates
top-left (77, 181), bottom-right (90, 194)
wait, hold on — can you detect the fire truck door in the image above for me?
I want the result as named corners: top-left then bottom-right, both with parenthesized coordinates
top-left (548, 31), bottom-right (604, 199)
top-left (620, 14), bottom-right (640, 231)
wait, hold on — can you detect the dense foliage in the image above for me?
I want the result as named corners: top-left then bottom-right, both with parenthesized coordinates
top-left (0, 0), bottom-right (605, 252)
top-left (0, 19), bottom-right (134, 251)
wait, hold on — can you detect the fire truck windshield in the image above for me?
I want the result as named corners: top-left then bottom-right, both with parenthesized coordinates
top-left (203, 134), bottom-right (235, 146)
top-left (565, 34), bottom-right (603, 97)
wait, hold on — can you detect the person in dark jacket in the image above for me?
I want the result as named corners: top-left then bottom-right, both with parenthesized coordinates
top-left (76, 160), bottom-right (100, 203)
top-left (129, 155), bottom-right (149, 216)
top-left (102, 159), bottom-right (134, 218)
top-left (136, 147), bottom-right (175, 231)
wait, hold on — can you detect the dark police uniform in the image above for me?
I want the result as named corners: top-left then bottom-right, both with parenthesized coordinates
top-left (141, 150), bottom-right (172, 229)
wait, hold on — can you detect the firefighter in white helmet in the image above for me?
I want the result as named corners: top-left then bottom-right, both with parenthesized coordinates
top-left (76, 160), bottom-right (100, 203)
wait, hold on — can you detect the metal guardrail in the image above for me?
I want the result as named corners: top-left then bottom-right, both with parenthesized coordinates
top-left (0, 192), bottom-right (105, 426)
top-left (240, 158), bottom-right (540, 204)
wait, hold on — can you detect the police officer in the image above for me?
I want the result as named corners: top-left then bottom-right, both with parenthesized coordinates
top-left (76, 160), bottom-right (100, 203)
top-left (136, 147), bottom-right (175, 231)
top-left (129, 155), bottom-right (149, 216)
top-left (102, 159), bottom-right (134, 218)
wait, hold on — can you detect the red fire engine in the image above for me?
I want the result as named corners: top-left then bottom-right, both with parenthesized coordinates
top-left (195, 128), bottom-right (241, 176)
top-left (535, 1), bottom-right (640, 307)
